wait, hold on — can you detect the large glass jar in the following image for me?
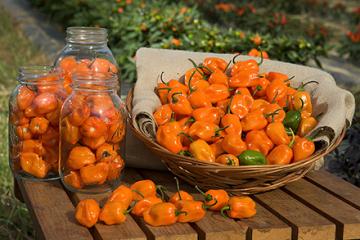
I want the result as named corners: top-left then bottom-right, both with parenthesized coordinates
top-left (60, 72), bottom-right (126, 193)
top-left (54, 27), bottom-right (119, 94)
top-left (9, 66), bottom-right (66, 180)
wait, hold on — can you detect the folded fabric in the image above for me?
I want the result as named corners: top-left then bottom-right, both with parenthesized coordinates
top-left (126, 47), bottom-right (355, 170)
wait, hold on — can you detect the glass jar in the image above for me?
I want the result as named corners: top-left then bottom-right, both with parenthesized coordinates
top-left (60, 72), bottom-right (126, 193)
top-left (54, 27), bottom-right (119, 94)
top-left (9, 66), bottom-right (66, 181)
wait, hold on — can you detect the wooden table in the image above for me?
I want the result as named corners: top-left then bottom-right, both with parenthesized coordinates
top-left (15, 168), bottom-right (360, 240)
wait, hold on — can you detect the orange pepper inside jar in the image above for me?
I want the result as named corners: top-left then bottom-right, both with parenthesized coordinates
top-left (8, 66), bottom-right (66, 180)
top-left (60, 72), bottom-right (126, 193)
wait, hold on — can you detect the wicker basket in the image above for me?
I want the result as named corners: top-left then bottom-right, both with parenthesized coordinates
top-left (126, 89), bottom-right (346, 195)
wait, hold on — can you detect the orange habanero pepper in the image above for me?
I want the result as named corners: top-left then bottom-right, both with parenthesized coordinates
top-left (153, 104), bottom-right (172, 126)
top-left (188, 87), bottom-right (212, 109)
top-left (202, 57), bottom-right (228, 73)
top-left (229, 69), bottom-right (259, 88)
top-left (20, 152), bottom-right (49, 178)
top-left (75, 199), bottom-right (100, 228)
top-left (175, 200), bottom-right (206, 222)
top-left (293, 136), bottom-right (315, 162)
top-left (204, 84), bottom-right (230, 103)
top-left (188, 121), bottom-right (224, 142)
top-left (168, 89), bottom-right (193, 116)
top-left (29, 117), bottom-right (49, 135)
top-left (62, 117), bottom-right (80, 145)
top-left (33, 92), bottom-right (58, 114)
top-left (265, 122), bottom-right (290, 145)
top-left (210, 139), bottom-right (225, 158)
top-left (21, 139), bottom-right (46, 155)
top-left (231, 59), bottom-right (259, 76)
top-left (107, 185), bottom-right (133, 207)
top-left (99, 201), bottom-right (129, 225)
top-left (192, 107), bottom-right (224, 125)
top-left (143, 202), bottom-right (180, 226)
top-left (298, 116), bottom-right (317, 137)
top-left (196, 186), bottom-right (230, 211)
top-left (189, 139), bottom-right (216, 163)
top-left (216, 153), bottom-right (239, 166)
top-left (17, 86), bottom-right (35, 110)
top-left (251, 77), bottom-right (270, 97)
top-left (266, 79), bottom-right (288, 103)
top-left (130, 179), bottom-right (157, 201)
top-left (221, 196), bottom-right (256, 219)
top-left (156, 120), bottom-right (183, 153)
top-left (80, 116), bottom-right (107, 138)
top-left (64, 170), bottom-right (84, 189)
top-left (229, 91), bottom-right (254, 119)
top-left (16, 124), bottom-right (32, 140)
top-left (132, 196), bottom-right (163, 217)
top-left (208, 70), bottom-right (229, 86)
top-left (221, 134), bottom-right (247, 156)
top-left (241, 110), bottom-right (268, 132)
top-left (263, 103), bottom-right (285, 123)
top-left (245, 130), bottom-right (274, 156)
top-left (80, 162), bottom-right (109, 185)
top-left (67, 146), bottom-right (96, 170)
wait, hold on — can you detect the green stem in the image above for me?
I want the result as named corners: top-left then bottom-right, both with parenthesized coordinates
top-left (288, 128), bottom-right (295, 148)
top-left (188, 70), bottom-right (197, 93)
top-left (224, 60), bottom-right (232, 72)
top-left (226, 157), bottom-right (235, 166)
top-left (202, 199), bottom-right (218, 210)
top-left (188, 58), bottom-right (206, 78)
top-left (252, 85), bottom-right (262, 97)
top-left (175, 210), bottom-right (188, 216)
top-left (160, 72), bottom-right (167, 85)
top-left (297, 81), bottom-right (319, 91)
top-left (232, 53), bottom-right (241, 64)
top-left (220, 206), bottom-right (230, 218)
top-left (132, 189), bottom-right (144, 199)
top-left (174, 177), bottom-right (182, 200)
top-left (214, 126), bottom-right (229, 137)
top-left (257, 48), bottom-right (264, 66)
top-left (178, 132), bottom-right (194, 142)
top-left (171, 92), bottom-right (182, 103)
top-left (156, 185), bottom-right (167, 201)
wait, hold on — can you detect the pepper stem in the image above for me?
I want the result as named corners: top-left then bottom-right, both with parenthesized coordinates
top-left (220, 206), bottom-right (230, 218)
top-left (214, 126), bottom-right (229, 137)
top-left (297, 81), bottom-right (319, 91)
top-left (185, 117), bottom-right (195, 125)
top-left (224, 59), bottom-right (232, 72)
top-left (132, 189), bottom-right (144, 199)
top-left (226, 157), bottom-right (235, 166)
top-left (284, 76), bottom-right (295, 83)
top-left (270, 90), bottom-right (279, 104)
top-left (288, 128), bottom-right (295, 148)
top-left (177, 132), bottom-right (194, 142)
top-left (199, 64), bottom-right (213, 74)
top-left (156, 185), bottom-right (167, 201)
top-left (203, 199), bottom-right (218, 210)
top-left (175, 210), bottom-right (188, 216)
top-left (227, 95), bottom-right (235, 114)
top-left (195, 186), bottom-right (213, 202)
top-left (252, 85), bottom-right (262, 97)
top-left (232, 53), bottom-right (241, 64)
top-left (188, 70), bottom-right (197, 93)
top-left (263, 108), bottom-right (281, 123)
top-left (124, 205), bottom-right (135, 215)
top-left (188, 58), bottom-right (206, 79)
top-left (171, 92), bottom-right (183, 103)
top-left (174, 177), bottom-right (182, 201)
top-left (160, 72), bottom-right (167, 85)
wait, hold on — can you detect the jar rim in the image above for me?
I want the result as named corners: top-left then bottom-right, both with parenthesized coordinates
top-left (66, 27), bottom-right (108, 44)
top-left (18, 66), bottom-right (62, 85)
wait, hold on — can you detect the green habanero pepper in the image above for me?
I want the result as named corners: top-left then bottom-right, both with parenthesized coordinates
top-left (238, 150), bottom-right (266, 165)
top-left (283, 110), bottom-right (301, 133)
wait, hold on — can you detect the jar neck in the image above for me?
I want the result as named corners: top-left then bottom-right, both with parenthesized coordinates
top-left (18, 66), bottom-right (62, 85)
top-left (66, 27), bottom-right (108, 45)
top-left (72, 73), bottom-right (119, 93)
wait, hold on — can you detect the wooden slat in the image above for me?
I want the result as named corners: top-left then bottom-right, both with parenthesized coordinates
top-left (254, 189), bottom-right (336, 240)
top-left (17, 179), bottom-right (93, 240)
top-left (71, 192), bottom-right (146, 240)
top-left (284, 179), bottom-right (360, 240)
top-left (123, 168), bottom-right (198, 240)
top-left (138, 169), bottom-right (247, 240)
top-left (239, 202), bottom-right (292, 240)
top-left (305, 170), bottom-right (360, 210)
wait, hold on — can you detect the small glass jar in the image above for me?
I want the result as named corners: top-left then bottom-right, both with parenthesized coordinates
top-left (60, 72), bottom-right (126, 193)
top-left (9, 66), bottom-right (66, 181)
top-left (54, 27), bottom-right (119, 94)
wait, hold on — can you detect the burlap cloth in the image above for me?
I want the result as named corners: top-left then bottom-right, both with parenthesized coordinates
top-left (126, 47), bottom-right (355, 170)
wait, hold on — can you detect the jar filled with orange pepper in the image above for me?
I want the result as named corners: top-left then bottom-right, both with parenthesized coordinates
top-left (9, 66), bottom-right (66, 180)
top-left (60, 72), bottom-right (126, 193)
top-left (54, 27), bottom-right (118, 94)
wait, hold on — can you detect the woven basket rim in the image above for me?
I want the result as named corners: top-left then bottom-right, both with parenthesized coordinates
top-left (126, 88), bottom-right (346, 170)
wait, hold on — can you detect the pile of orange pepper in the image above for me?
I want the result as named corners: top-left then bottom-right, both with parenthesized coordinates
top-left (10, 74), bottom-right (66, 178)
top-left (75, 178), bottom-right (256, 228)
top-left (153, 55), bottom-right (317, 165)
top-left (57, 57), bottom-right (125, 189)
top-left (58, 56), bottom-right (118, 94)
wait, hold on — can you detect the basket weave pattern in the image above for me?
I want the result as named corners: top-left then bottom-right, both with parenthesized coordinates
top-left (126, 90), bottom-right (345, 195)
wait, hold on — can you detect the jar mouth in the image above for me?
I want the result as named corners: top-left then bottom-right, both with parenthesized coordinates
top-left (66, 27), bottom-right (108, 44)
top-left (18, 66), bottom-right (62, 85)
top-left (72, 72), bottom-right (119, 92)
